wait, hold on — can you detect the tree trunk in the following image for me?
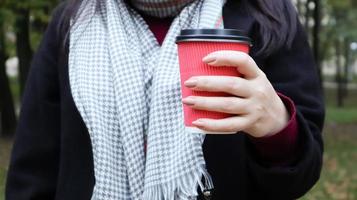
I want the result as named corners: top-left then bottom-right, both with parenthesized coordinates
top-left (343, 38), bottom-right (350, 98)
top-left (313, 0), bottom-right (322, 84)
top-left (15, 8), bottom-right (33, 97)
top-left (0, 19), bottom-right (17, 137)
top-left (335, 39), bottom-right (344, 107)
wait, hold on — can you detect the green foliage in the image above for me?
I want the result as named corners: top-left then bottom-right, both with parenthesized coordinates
top-left (0, 0), bottom-right (59, 56)
top-left (0, 9), bottom-right (15, 57)
top-left (325, 0), bottom-right (357, 37)
top-left (320, 0), bottom-right (357, 61)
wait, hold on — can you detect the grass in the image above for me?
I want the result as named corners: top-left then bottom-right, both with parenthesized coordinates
top-left (324, 88), bottom-right (357, 124)
top-left (326, 107), bottom-right (357, 124)
top-left (301, 88), bottom-right (357, 199)
top-left (0, 137), bottom-right (12, 200)
top-left (300, 124), bottom-right (357, 200)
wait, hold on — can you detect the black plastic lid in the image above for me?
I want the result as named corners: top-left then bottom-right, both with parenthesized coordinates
top-left (176, 29), bottom-right (252, 44)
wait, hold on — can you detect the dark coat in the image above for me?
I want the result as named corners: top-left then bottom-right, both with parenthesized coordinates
top-left (6, 0), bottom-right (325, 199)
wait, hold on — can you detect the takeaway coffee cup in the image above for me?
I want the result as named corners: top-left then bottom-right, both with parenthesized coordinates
top-left (176, 29), bottom-right (252, 133)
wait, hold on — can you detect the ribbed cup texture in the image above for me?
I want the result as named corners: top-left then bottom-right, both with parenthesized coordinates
top-left (177, 41), bottom-right (250, 127)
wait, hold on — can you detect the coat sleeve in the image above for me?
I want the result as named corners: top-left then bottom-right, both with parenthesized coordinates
top-left (246, 17), bottom-right (325, 199)
top-left (6, 4), bottom-right (65, 199)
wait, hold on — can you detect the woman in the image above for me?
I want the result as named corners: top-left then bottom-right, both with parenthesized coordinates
top-left (6, 0), bottom-right (324, 199)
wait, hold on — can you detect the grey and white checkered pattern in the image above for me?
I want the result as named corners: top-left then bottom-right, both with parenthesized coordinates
top-left (130, 0), bottom-right (195, 18)
top-left (68, 0), bottom-right (226, 199)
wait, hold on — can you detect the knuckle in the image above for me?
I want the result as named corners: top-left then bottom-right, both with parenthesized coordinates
top-left (221, 98), bottom-right (238, 113)
top-left (226, 78), bottom-right (240, 92)
top-left (255, 87), bottom-right (268, 99)
top-left (255, 105), bottom-right (265, 113)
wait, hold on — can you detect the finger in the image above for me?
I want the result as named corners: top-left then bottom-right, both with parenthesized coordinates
top-left (191, 116), bottom-right (253, 134)
top-left (182, 96), bottom-right (249, 114)
top-left (184, 76), bottom-right (251, 97)
top-left (202, 50), bottom-right (261, 79)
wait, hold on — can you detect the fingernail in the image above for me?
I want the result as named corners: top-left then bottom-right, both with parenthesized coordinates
top-left (192, 119), bottom-right (205, 126)
top-left (202, 55), bottom-right (216, 63)
top-left (184, 79), bottom-right (198, 88)
top-left (182, 97), bottom-right (195, 106)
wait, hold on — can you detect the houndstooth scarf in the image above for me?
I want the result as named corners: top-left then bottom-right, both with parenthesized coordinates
top-left (130, 0), bottom-right (195, 17)
top-left (68, 0), bottom-right (225, 199)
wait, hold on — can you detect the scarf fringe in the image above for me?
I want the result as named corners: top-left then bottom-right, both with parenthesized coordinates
top-left (142, 166), bottom-right (213, 200)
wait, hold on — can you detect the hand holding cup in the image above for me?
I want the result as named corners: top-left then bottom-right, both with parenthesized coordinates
top-left (177, 29), bottom-right (289, 137)
top-left (182, 50), bottom-right (289, 138)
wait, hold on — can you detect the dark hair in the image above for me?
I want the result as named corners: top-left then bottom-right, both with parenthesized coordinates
top-left (59, 0), bottom-right (297, 56)
top-left (240, 0), bottom-right (297, 55)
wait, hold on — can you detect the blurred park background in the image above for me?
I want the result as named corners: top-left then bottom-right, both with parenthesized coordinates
top-left (0, 0), bottom-right (356, 199)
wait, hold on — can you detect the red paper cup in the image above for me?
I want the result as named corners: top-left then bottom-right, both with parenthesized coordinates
top-left (176, 29), bottom-right (252, 133)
